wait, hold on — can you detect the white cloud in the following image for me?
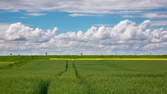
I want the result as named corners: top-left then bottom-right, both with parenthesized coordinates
top-left (0, 0), bottom-right (167, 14)
top-left (143, 13), bottom-right (167, 18)
top-left (69, 13), bottom-right (102, 17)
top-left (123, 12), bottom-right (167, 19)
top-left (27, 12), bottom-right (46, 16)
top-left (0, 23), bottom-right (10, 40)
top-left (151, 20), bottom-right (167, 26)
top-left (123, 12), bottom-right (167, 26)
top-left (0, 20), bottom-right (167, 55)
top-left (3, 22), bottom-right (57, 42)
top-left (0, 23), bottom-right (10, 32)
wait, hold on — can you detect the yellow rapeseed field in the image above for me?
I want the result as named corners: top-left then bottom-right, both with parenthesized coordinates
top-left (50, 58), bottom-right (167, 61)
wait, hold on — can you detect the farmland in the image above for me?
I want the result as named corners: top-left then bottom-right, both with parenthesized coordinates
top-left (0, 62), bottom-right (15, 67)
top-left (0, 55), bottom-right (167, 94)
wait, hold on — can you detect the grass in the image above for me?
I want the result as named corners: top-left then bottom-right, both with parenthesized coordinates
top-left (0, 55), bottom-right (167, 94)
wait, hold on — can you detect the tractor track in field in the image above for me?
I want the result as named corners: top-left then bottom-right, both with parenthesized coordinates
top-left (72, 62), bottom-right (93, 94)
top-left (57, 61), bottom-right (69, 76)
top-left (35, 61), bottom-right (91, 94)
top-left (34, 61), bottom-right (69, 94)
top-left (34, 80), bottom-right (50, 94)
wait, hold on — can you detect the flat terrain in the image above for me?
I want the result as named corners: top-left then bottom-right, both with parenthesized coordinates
top-left (0, 62), bottom-right (14, 67)
top-left (0, 55), bottom-right (167, 94)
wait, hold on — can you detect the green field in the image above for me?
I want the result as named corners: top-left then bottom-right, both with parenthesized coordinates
top-left (0, 55), bottom-right (167, 94)
top-left (0, 62), bottom-right (15, 67)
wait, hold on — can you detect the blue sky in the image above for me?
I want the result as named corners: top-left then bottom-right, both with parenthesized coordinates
top-left (1, 8), bottom-right (167, 32)
top-left (0, 0), bottom-right (167, 55)
top-left (0, 10), bottom-right (142, 32)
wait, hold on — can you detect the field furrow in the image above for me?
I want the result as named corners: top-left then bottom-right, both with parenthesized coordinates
top-left (48, 61), bottom-right (87, 94)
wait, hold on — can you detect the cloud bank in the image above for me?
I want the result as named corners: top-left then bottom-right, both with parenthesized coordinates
top-left (0, 20), bottom-right (167, 55)
top-left (0, 0), bottom-right (167, 13)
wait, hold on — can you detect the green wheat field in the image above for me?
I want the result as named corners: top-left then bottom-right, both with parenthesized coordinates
top-left (0, 55), bottom-right (167, 94)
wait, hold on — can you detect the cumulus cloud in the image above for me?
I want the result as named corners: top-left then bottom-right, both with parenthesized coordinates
top-left (0, 20), bottom-right (167, 55)
top-left (0, 23), bottom-right (10, 32)
top-left (151, 20), bottom-right (167, 26)
top-left (4, 22), bottom-right (57, 42)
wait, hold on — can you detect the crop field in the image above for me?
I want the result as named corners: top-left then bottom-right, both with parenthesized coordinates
top-left (0, 55), bottom-right (167, 94)
top-left (0, 62), bottom-right (15, 67)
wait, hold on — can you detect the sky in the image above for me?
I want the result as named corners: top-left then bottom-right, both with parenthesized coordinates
top-left (0, 0), bottom-right (167, 55)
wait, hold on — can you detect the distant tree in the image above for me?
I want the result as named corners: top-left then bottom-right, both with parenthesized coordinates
top-left (80, 52), bottom-right (83, 56)
top-left (45, 52), bottom-right (48, 56)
